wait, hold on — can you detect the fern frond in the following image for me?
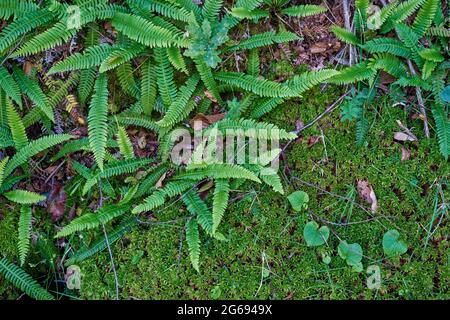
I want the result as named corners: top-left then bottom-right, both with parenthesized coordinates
top-left (115, 61), bottom-right (140, 98)
top-left (4, 190), bottom-right (46, 204)
top-left (65, 216), bottom-right (136, 266)
top-left (0, 156), bottom-right (9, 188)
top-left (6, 101), bottom-right (28, 150)
top-left (250, 97), bottom-right (284, 119)
top-left (356, 114), bottom-right (369, 147)
top-left (418, 48), bottom-right (445, 62)
top-left (18, 205), bottom-right (32, 266)
top-left (331, 26), bottom-right (360, 45)
top-left (155, 48), bottom-right (178, 107)
top-left (116, 126), bottom-right (135, 160)
top-left (281, 5), bottom-right (326, 17)
top-left (176, 164), bottom-right (261, 183)
top-left (183, 189), bottom-right (213, 235)
top-left (247, 48), bottom-right (260, 76)
top-left (140, 61), bottom-right (158, 115)
top-left (134, 165), bottom-right (168, 198)
top-left (99, 42), bottom-right (145, 73)
top-left (288, 69), bottom-right (339, 95)
top-left (88, 74), bottom-right (109, 171)
top-left (368, 54), bottom-right (408, 78)
top-left (212, 179), bottom-right (229, 233)
top-left (0, 66), bottom-right (22, 107)
top-left (157, 75), bottom-right (200, 128)
top-left (167, 47), bottom-right (189, 74)
top-left (114, 114), bottom-right (160, 132)
top-left (194, 58), bottom-right (222, 104)
top-left (381, 0), bottom-right (424, 33)
top-left (215, 72), bottom-right (295, 98)
top-left (329, 62), bottom-right (376, 85)
top-left (55, 204), bottom-right (131, 238)
top-left (360, 38), bottom-right (412, 59)
top-left (0, 9), bottom-right (55, 53)
top-left (48, 45), bottom-right (113, 74)
top-left (427, 27), bottom-right (450, 37)
top-left (111, 12), bottom-right (185, 48)
top-left (412, 0), bottom-right (439, 37)
top-left (185, 218), bottom-right (200, 272)
top-left (260, 172), bottom-right (284, 194)
top-left (13, 67), bottom-right (54, 122)
top-left (0, 257), bottom-right (54, 300)
top-left (0, 0), bottom-right (38, 20)
top-left (203, 0), bottom-right (223, 22)
top-left (129, 0), bottom-right (190, 22)
top-left (432, 104), bottom-right (450, 160)
top-left (227, 31), bottom-right (299, 51)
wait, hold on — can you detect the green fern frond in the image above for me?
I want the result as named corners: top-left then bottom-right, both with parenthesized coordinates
top-left (114, 114), bottom-right (160, 133)
top-left (155, 48), bottom-right (178, 107)
top-left (203, 0), bottom-right (224, 22)
top-left (368, 54), bottom-right (408, 78)
top-left (331, 26), bottom-right (360, 45)
top-left (12, 22), bottom-right (77, 58)
top-left (215, 72), bottom-right (295, 98)
top-left (167, 47), bottom-right (189, 74)
top-left (0, 66), bottom-right (22, 107)
top-left (117, 126), bottom-right (135, 160)
top-left (13, 67), bottom-right (54, 122)
top-left (177, 164), bottom-right (261, 183)
top-left (360, 38), bottom-right (412, 59)
top-left (4, 134), bottom-right (72, 177)
top-left (49, 45), bottom-right (113, 74)
top-left (418, 48), bottom-right (445, 62)
top-left (4, 190), bottom-right (46, 204)
top-left (381, 0), bottom-right (424, 33)
top-left (132, 180), bottom-right (194, 213)
top-left (0, 156), bottom-right (9, 188)
top-left (227, 31), bottom-right (299, 51)
top-left (0, 0), bottom-right (38, 20)
top-left (421, 60), bottom-right (437, 79)
top-left (0, 9), bottom-right (55, 53)
top-left (229, 7), bottom-right (268, 20)
top-left (18, 205), bottom-right (32, 266)
top-left (185, 218), bottom-right (201, 272)
top-left (260, 172), bottom-right (284, 194)
top-left (288, 69), bottom-right (339, 95)
top-left (356, 114), bottom-right (369, 147)
top-left (157, 74), bottom-right (200, 128)
top-left (432, 104), bottom-right (450, 160)
top-left (133, 166), bottom-right (168, 198)
top-left (427, 27), bottom-right (450, 37)
top-left (194, 58), bottom-right (223, 104)
top-left (130, 0), bottom-right (190, 22)
top-left (78, 68), bottom-right (97, 106)
top-left (65, 216), bottom-right (136, 266)
top-left (88, 74), bottom-right (109, 172)
top-left (212, 179), bottom-right (229, 233)
top-left (250, 97), bottom-right (284, 119)
top-left (281, 4), bottom-right (326, 17)
top-left (412, 0), bottom-right (439, 37)
top-left (183, 189), bottom-right (213, 235)
top-left (247, 48), bottom-right (260, 76)
top-left (140, 61), bottom-right (158, 115)
top-left (99, 42), bottom-right (145, 73)
top-left (55, 204), bottom-right (131, 238)
top-left (6, 100), bottom-right (28, 150)
top-left (329, 62), bottom-right (376, 85)
top-left (0, 257), bottom-right (54, 300)
top-left (116, 61), bottom-right (141, 98)
top-left (111, 12), bottom-right (185, 48)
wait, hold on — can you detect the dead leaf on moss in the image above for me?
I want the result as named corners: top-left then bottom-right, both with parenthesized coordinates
top-left (401, 147), bottom-right (411, 161)
top-left (190, 113), bottom-right (226, 130)
top-left (357, 180), bottom-right (378, 213)
top-left (204, 90), bottom-right (218, 103)
top-left (394, 132), bottom-right (417, 142)
top-left (155, 172), bottom-right (167, 189)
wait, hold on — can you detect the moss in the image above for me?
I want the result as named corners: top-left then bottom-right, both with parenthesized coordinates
top-left (0, 206), bottom-right (20, 299)
top-left (77, 86), bottom-right (449, 300)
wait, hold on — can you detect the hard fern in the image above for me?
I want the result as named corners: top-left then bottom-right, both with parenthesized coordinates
top-left (18, 205), bottom-right (32, 266)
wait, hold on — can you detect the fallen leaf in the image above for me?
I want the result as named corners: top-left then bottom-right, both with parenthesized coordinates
top-left (310, 42), bottom-right (328, 54)
top-left (155, 172), bottom-right (167, 189)
top-left (137, 136), bottom-right (147, 149)
top-left (47, 184), bottom-right (67, 221)
top-left (307, 136), bottom-right (320, 147)
top-left (190, 113), bottom-right (226, 130)
top-left (394, 132), bottom-right (417, 142)
top-left (357, 180), bottom-right (378, 213)
top-left (401, 147), bottom-right (411, 161)
top-left (23, 61), bottom-right (33, 75)
top-left (204, 90), bottom-right (218, 103)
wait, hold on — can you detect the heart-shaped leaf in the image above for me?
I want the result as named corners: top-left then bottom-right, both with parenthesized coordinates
top-left (288, 191), bottom-right (309, 212)
top-left (303, 221), bottom-right (329, 247)
top-left (338, 241), bottom-right (363, 272)
top-left (383, 230), bottom-right (408, 257)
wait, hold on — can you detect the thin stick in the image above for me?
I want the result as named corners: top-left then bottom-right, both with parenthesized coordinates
top-left (407, 60), bottom-right (430, 138)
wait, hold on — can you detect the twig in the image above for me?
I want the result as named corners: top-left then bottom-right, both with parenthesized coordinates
top-left (407, 60), bottom-right (430, 138)
top-left (342, 0), bottom-right (354, 65)
top-left (97, 181), bottom-right (119, 300)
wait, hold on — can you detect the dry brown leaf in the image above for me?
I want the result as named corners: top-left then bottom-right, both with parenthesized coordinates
top-left (23, 61), bottom-right (33, 75)
top-left (198, 180), bottom-right (214, 193)
top-left (204, 90), bottom-right (218, 103)
top-left (401, 147), bottom-right (411, 161)
top-left (307, 136), bottom-right (321, 147)
top-left (155, 172), bottom-right (167, 189)
top-left (394, 132), bottom-right (417, 142)
top-left (189, 113), bottom-right (226, 130)
top-left (357, 180), bottom-right (378, 213)
top-left (310, 42), bottom-right (328, 54)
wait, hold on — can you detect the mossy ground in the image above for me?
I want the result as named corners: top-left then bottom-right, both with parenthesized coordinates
top-left (74, 83), bottom-right (448, 300)
top-left (1, 60), bottom-right (448, 300)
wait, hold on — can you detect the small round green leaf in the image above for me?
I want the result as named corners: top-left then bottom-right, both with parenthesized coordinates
top-left (338, 241), bottom-right (363, 271)
top-left (303, 221), bottom-right (329, 247)
top-left (288, 191), bottom-right (309, 212)
top-left (382, 229), bottom-right (408, 257)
